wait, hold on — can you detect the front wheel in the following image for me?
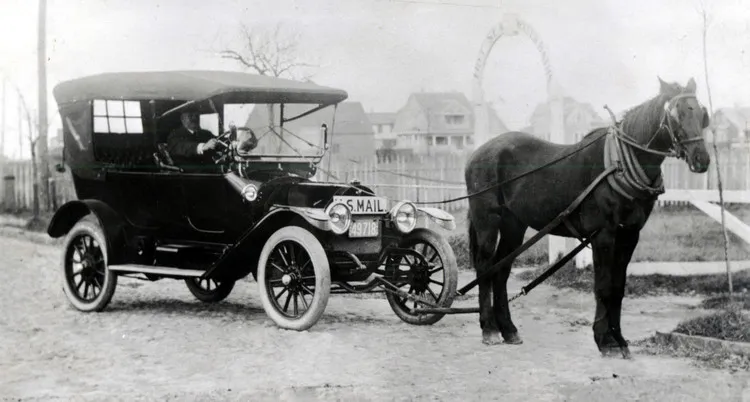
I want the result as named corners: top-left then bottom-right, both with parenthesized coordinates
top-left (257, 226), bottom-right (331, 331)
top-left (60, 217), bottom-right (118, 312)
top-left (386, 229), bottom-right (458, 325)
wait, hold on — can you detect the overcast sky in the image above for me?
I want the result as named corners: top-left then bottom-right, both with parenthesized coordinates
top-left (1, 0), bottom-right (748, 158)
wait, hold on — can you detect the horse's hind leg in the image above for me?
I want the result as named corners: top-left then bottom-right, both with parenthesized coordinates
top-left (468, 211), bottom-right (502, 345)
top-left (492, 212), bottom-right (526, 345)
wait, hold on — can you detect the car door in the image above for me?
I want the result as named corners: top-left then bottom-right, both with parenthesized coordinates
top-left (178, 171), bottom-right (232, 239)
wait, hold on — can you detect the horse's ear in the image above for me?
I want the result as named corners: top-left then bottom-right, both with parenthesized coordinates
top-left (658, 76), bottom-right (670, 93)
top-left (686, 77), bottom-right (697, 93)
top-left (702, 106), bottom-right (710, 128)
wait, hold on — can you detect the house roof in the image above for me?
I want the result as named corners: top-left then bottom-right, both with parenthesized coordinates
top-left (244, 101), bottom-right (373, 135)
top-left (405, 91), bottom-right (509, 134)
top-left (530, 96), bottom-right (607, 127)
top-left (715, 107), bottom-right (750, 130)
top-left (367, 112), bottom-right (397, 125)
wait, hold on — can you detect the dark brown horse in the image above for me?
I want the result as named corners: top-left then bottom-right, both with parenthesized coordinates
top-left (465, 77), bottom-right (710, 357)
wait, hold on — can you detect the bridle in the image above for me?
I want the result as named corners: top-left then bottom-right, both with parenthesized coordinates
top-left (602, 91), bottom-right (708, 200)
top-left (606, 92), bottom-right (707, 161)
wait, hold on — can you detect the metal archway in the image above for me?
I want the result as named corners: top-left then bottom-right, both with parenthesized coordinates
top-left (471, 14), bottom-right (591, 267)
top-left (472, 13), bottom-right (565, 148)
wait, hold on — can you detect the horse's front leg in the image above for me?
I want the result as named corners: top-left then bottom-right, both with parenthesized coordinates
top-left (591, 227), bottom-right (634, 358)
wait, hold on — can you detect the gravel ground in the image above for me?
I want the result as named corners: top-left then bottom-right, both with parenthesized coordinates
top-left (1, 235), bottom-right (749, 401)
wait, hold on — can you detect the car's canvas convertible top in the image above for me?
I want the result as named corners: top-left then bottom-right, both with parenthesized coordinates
top-left (52, 70), bottom-right (349, 106)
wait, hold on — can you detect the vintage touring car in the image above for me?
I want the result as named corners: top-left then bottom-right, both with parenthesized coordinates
top-left (47, 70), bottom-right (459, 330)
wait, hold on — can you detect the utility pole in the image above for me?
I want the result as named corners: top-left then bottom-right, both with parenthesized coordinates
top-left (1, 77), bottom-right (6, 161)
top-left (37, 0), bottom-right (50, 211)
top-left (18, 97), bottom-right (22, 159)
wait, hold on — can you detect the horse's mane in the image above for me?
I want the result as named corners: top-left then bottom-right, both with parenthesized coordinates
top-left (618, 92), bottom-right (673, 142)
top-left (580, 84), bottom-right (682, 143)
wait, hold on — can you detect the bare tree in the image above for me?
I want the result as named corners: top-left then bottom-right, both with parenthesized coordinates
top-left (11, 87), bottom-right (41, 219)
top-left (219, 23), bottom-right (317, 81)
top-left (219, 23), bottom-right (319, 154)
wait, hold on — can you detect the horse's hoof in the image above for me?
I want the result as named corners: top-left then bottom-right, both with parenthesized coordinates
top-left (482, 331), bottom-right (503, 346)
top-left (503, 333), bottom-right (523, 345)
top-left (599, 346), bottom-right (626, 358)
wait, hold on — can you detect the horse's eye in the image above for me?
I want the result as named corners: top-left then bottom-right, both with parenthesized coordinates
top-left (688, 106), bottom-right (694, 111)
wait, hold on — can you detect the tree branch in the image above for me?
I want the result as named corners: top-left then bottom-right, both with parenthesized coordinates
top-left (218, 22), bottom-right (318, 80)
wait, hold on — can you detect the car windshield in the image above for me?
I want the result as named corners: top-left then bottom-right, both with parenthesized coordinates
top-left (218, 103), bottom-right (334, 158)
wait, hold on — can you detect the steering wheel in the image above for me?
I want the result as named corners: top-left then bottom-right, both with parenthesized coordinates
top-left (214, 128), bottom-right (234, 149)
top-left (209, 128), bottom-right (234, 164)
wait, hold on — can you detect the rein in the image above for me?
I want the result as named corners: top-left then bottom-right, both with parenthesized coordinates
top-left (342, 92), bottom-right (703, 206)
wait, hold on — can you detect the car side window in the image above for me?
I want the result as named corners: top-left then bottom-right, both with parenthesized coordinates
top-left (200, 113), bottom-right (219, 136)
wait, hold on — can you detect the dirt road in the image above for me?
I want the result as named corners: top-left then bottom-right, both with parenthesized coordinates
top-left (1, 235), bottom-right (748, 401)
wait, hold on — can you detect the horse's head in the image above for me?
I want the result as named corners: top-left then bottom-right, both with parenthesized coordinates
top-left (657, 77), bottom-right (711, 173)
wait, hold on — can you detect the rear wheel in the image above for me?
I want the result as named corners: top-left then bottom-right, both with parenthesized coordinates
top-left (60, 217), bottom-right (118, 312)
top-left (386, 229), bottom-right (458, 325)
top-left (257, 226), bottom-right (331, 331)
top-left (184, 278), bottom-right (235, 303)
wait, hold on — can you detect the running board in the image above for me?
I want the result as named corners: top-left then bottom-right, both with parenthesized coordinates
top-left (108, 264), bottom-right (205, 278)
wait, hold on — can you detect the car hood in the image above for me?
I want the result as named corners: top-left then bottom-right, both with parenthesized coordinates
top-left (225, 170), bottom-right (383, 212)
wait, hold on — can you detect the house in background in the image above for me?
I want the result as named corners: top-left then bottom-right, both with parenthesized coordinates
top-left (244, 101), bottom-right (375, 162)
top-left (711, 107), bottom-right (750, 143)
top-left (367, 112), bottom-right (398, 161)
top-left (391, 92), bottom-right (509, 156)
top-left (368, 112), bottom-right (397, 149)
top-left (527, 96), bottom-right (607, 143)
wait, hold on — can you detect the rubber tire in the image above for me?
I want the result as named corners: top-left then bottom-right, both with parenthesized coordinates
top-left (386, 228), bottom-right (458, 325)
top-left (60, 216), bottom-right (118, 312)
top-left (184, 278), bottom-right (235, 303)
top-left (257, 226), bottom-right (331, 331)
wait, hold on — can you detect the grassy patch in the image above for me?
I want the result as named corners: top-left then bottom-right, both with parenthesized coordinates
top-left (635, 335), bottom-right (750, 372)
top-left (450, 204), bottom-right (750, 267)
top-left (673, 309), bottom-right (750, 343)
top-left (448, 232), bottom-right (547, 271)
top-left (632, 204), bottom-right (750, 262)
top-left (700, 293), bottom-right (750, 310)
top-left (516, 262), bottom-right (750, 297)
top-left (516, 259), bottom-right (593, 293)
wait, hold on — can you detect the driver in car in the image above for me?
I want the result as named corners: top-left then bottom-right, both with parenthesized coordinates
top-left (167, 111), bottom-right (258, 169)
top-left (167, 111), bottom-right (220, 167)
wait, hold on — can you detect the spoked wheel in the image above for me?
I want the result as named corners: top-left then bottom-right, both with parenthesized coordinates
top-left (184, 277), bottom-right (235, 303)
top-left (257, 226), bottom-right (331, 331)
top-left (61, 217), bottom-right (117, 312)
top-left (386, 229), bottom-right (458, 325)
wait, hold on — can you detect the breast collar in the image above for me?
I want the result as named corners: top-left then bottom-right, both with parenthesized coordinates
top-left (603, 126), bottom-right (665, 202)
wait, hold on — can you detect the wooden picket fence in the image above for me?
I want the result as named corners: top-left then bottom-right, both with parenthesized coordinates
top-left (1, 141), bottom-right (748, 213)
top-left (0, 160), bottom-right (76, 212)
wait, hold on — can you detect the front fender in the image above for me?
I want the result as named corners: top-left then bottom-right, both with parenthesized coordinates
top-left (203, 206), bottom-right (331, 281)
top-left (47, 199), bottom-right (128, 264)
top-left (416, 207), bottom-right (456, 231)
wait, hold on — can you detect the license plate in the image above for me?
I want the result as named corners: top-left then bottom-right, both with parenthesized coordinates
top-left (348, 219), bottom-right (380, 238)
top-left (333, 196), bottom-right (388, 215)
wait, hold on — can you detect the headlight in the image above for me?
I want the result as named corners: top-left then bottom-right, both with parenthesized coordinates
top-left (325, 202), bottom-right (351, 235)
top-left (241, 184), bottom-right (258, 202)
top-left (391, 201), bottom-right (417, 233)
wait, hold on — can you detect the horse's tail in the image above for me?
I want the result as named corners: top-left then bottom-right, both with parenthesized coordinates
top-left (468, 215), bottom-right (479, 271)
